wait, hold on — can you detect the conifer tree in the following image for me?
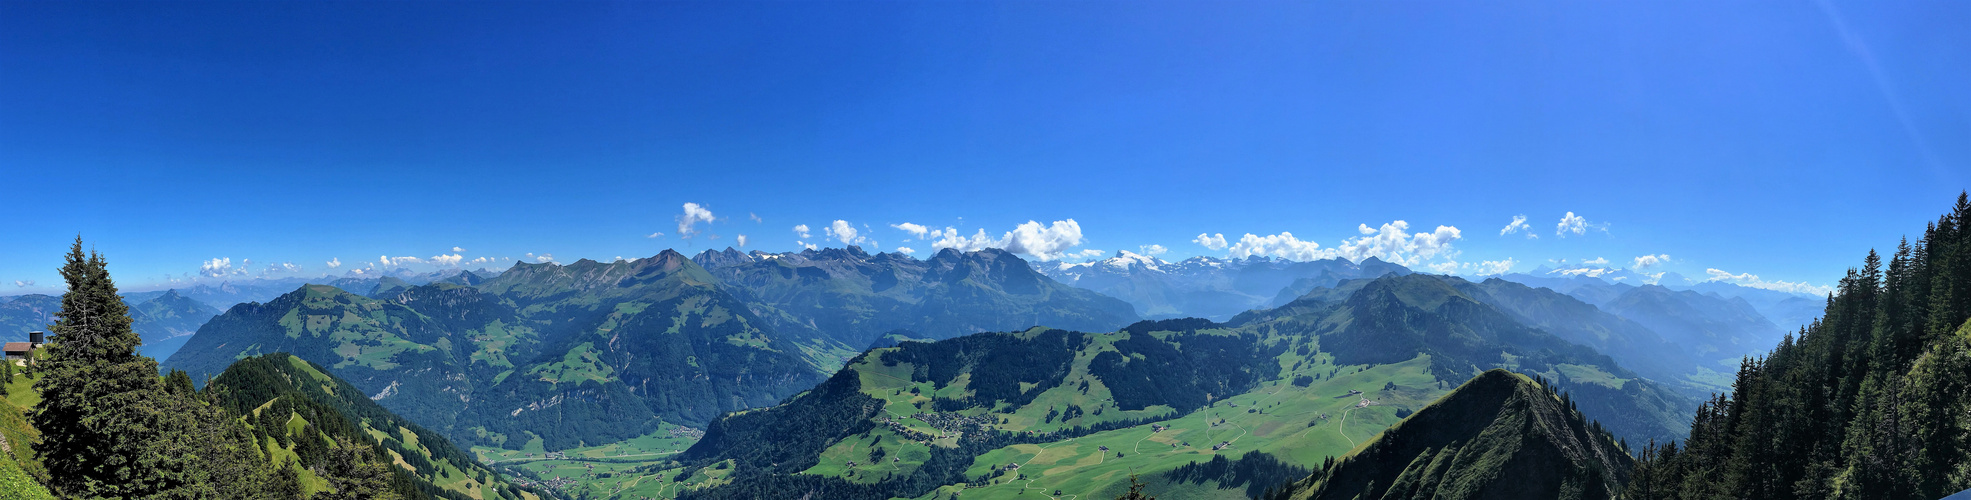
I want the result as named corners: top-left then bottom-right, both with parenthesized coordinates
top-left (31, 237), bottom-right (181, 498)
top-left (320, 436), bottom-right (403, 500)
top-left (28, 238), bottom-right (275, 499)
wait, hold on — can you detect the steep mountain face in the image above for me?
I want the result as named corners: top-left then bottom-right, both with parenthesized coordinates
top-left (695, 246), bottom-right (1139, 347)
top-left (1270, 370), bottom-right (1631, 500)
top-left (1446, 278), bottom-right (1708, 393)
top-left (1599, 285), bottom-right (1786, 365)
top-left (203, 353), bottom-right (536, 500)
top-left (125, 290), bottom-right (222, 360)
top-left (1038, 251), bottom-right (1410, 321)
top-left (165, 284), bottom-right (499, 431)
top-left (1236, 274), bottom-right (1696, 444)
top-left (165, 250), bottom-right (833, 452)
top-left (460, 251), bottom-right (829, 449)
top-left (0, 294), bottom-right (58, 342)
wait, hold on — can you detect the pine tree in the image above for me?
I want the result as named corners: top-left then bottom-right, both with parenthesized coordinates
top-left (320, 436), bottom-right (403, 500)
top-left (30, 237), bottom-right (185, 498)
top-left (1113, 473), bottom-right (1157, 499)
top-left (27, 238), bottom-right (274, 499)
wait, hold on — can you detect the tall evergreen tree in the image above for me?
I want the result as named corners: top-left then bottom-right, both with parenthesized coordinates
top-left (27, 238), bottom-right (276, 499)
top-left (320, 436), bottom-right (403, 500)
top-left (30, 237), bottom-right (179, 497)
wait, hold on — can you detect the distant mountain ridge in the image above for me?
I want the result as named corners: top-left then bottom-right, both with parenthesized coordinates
top-left (124, 290), bottom-right (223, 360)
top-left (1497, 270), bottom-right (1808, 368)
top-left (1234, 273), bottom-right (1696, 444)
top-left (1038, 250), bottom-right (1412, 321)
top-left (165, 250), bottom-right (841, 453)
top-left (692, 245), bottom-right (1140, 347)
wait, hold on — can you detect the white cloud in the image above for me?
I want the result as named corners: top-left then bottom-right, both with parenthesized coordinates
top-left (614, 256), bottom-right (626, 262)
top-left (1555, 212), bottom-right (1607, 237)
top-left (891, 222), bottom-right (931, 240)
top-left (430, 254), bottom-right (464, 266)
top-left (927, 220), bottom-right (1089, 261)
top-left (793, 224), bottom-right (812, 238)
top-left (1224, 232), bottom-right (1326, 261)
top-left (326, 258), bottom-right (342, 269)
top-left (1550, 266), bottom-right (1613, 278)
top-left (382, 255), bottom-right (424, 267)
top-left (1068, 249), bottom-right (1106, 260)
top-left (797, 241), bottom-right (818, 251)
top-left (749, 212), bottom-right (762, 223)
top-left (1704, 268), bottom-right (1834, 296)
top-left (1475, 258), bottom-right (1517, 276)
top-left (13, 280), bottom-right (32, 287)
top-left (1500, 215), bottom-right (1536, 238)
top-left (1429, 261), bottom-right (1461, 274)
top-left (1583, 257), bottom-right (1609, 266)
top-left (469, 257), bottom-right (490, 265)
top-left (1194, 233), bottom-right (1229, 251)
top-left (200, 258), bottom-right (233, 278)
top-left (895, 247), bottom-right (916, 255)
top-left (1139, 244), bottom-right (1168, 256)
top-left (1557, 212), bottom-right (1586, 236)
top-left (533, 253), bottom-right (555, 263)
top-left (1208, 221), bottom-right (1462, 266)
top-left (825, 220), bottom-right (865, 246)
top-left (677, 202), bottom-right (716, 238)
top-left (453, 246), bottom-right (466, 253)
top-left (1633, 254), bottom-right (1670, 269)
top-left (275, 262), bottom-right (301, 273)
top-left (646, 232), bottom-right (664, 239)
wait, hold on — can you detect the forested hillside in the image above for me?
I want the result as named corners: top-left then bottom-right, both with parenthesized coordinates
top-left (202, 353), bottom-right (532, 500)
top-left (1625, 194), bottom-right (1971, 500)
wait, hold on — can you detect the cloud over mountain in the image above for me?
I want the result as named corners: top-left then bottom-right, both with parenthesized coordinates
top-left (1501, 215), bottom-right (1537, 238)
top-left (677, 202), bottom-right (716, 238)
top-left (927, 219), bottom-right (1087, 261)
top-left (1634, 254), bottom-right (1670, 269)
top-left (824, 220), bottom-right (863, 246)
top-left (1705, 268), bottom-right (1834, 295)
top-left (1193, 233), bottom-right (1229, 251)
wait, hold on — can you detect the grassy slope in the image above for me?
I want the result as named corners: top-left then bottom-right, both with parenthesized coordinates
top-left (540, 324), bottom-right (1450, 500)
top-left (213, 354), bottom-right (536, 500)
top-left (1, 360), bottom-right (53, 500)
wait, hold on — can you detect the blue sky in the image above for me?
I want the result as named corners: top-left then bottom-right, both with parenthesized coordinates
top-left (2, 1), bottom-right (1965, 296)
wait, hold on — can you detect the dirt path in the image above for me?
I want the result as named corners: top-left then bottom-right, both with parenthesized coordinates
top-left (1337, 407), bottom-right (1359, 447)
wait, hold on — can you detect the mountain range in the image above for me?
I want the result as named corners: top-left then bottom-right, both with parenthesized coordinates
top-left (692, 246), bottom-right (1140, 347)
top-left (162, 247), bottom-right (1142, 459)
top-left (655, 272), bottom-right (1697, 499)
top-left (1037, 250), bottom-right (1411, 321)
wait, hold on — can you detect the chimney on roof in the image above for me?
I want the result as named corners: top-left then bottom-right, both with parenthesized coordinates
top-left (29, 331), bottom-right (43, 345)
